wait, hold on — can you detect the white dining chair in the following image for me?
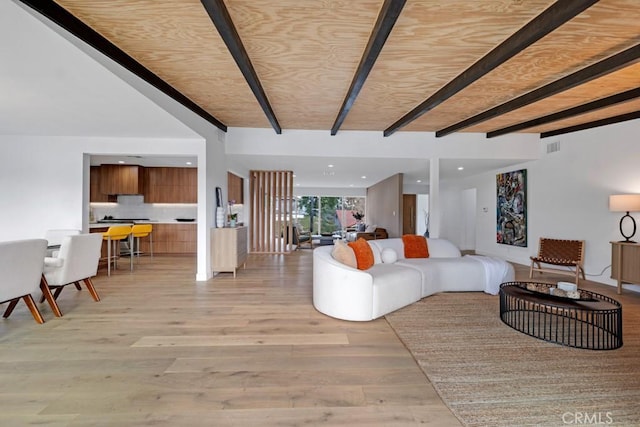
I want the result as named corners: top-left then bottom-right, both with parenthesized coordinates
top-left (1, 239), bottom-right (48, 324)
top-left (41, 233), bottom-right (102, 317)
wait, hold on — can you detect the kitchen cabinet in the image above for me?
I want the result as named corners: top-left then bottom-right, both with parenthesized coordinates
top-left (150, 223), bottom-right (196, 254)
top-left (211, 226), bottom-right (247, 277)
top-left (99, 164), bottom-right (144, 195)
top-left (90, 166), bottom-right (115, 202)
top-left (228, 172), bottom-right (244, 204)
top-left (144, 167), bottom-right (197, 203)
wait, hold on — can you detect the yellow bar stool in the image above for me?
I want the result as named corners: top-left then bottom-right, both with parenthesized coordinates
top-left (131, 224), bottom-right (153, 261)
top-left (102, 225), bottom-right (132, 276)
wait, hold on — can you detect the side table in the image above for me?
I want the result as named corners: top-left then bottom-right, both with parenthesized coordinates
top-left (611, 241), bottom-right (640, 294)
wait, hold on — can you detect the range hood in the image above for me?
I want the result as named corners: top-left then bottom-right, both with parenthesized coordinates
top-left (117, 195), bottom-right (144, 204)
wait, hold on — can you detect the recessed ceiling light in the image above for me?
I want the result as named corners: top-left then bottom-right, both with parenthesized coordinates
top-left (349, 184), bottom-right (354, 187)
top-left (328, 164), bottom-right (334, 168)
top-left (416, 179), bottom-right (422, 183)
top-left (361, 175), bottom-right (366, 179)
top-left (458, 167), bottom-right (464, 170)
top-left (293, 174), bottom-right (296, 178)
top-left (186, 161), bottom-right (192, 165)
top-left (118, 160), bottom-right (125, 164)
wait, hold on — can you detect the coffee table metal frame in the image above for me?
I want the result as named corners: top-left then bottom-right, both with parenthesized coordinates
top-left (499, 282), bottom-right (622, 350)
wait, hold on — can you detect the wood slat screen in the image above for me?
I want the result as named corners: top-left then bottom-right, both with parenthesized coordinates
top-left (249, 170), bottom-right (294, 253)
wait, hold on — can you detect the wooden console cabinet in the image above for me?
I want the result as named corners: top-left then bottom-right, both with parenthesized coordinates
top-left (211, 226), bottom-right (247, 277)
top-left (611, 241), bottom-right (640, 294)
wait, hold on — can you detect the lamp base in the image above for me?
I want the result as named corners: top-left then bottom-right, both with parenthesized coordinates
top-left (619, 212), bottom-right (637, 242)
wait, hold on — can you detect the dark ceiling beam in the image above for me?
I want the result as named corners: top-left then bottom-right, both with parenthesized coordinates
top-left (541, 110), bottom-right (640, 138)
top-left (438, 43), bottom-right (640, 137)
top-left (487, 87), bottom-right (640, 138)
top-left (18, 0), bottom-right (227, 133)
top-left (330, 0), bottom-right (406, 136)
top-left (201, 0), bottom-right (281, 134)
top-left (383, 0), bottom-right (598, 137)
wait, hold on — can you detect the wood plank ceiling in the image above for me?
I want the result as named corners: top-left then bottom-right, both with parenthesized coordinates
top-left (25, 0), bottom-right (640, 138)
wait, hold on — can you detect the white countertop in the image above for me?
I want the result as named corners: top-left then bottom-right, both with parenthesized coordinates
top-left (89, 220), bottom-right (196, 229)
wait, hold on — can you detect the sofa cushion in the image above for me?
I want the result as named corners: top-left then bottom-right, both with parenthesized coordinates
top-left (402, 235), bottom-right (429, 258)
top-left (348, 238), bottom-right (374, 270)
top-left (331, 239), bottom-right (357, 268)
top-left (367, 264), bottom-right (422, 318)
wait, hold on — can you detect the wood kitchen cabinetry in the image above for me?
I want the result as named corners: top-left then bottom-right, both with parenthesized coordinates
top-left (150, 223), bottom-right (196, 254)
top-left (611, 241), bottom-right (640, 294)
top-left (99, 164), bottom-right (145, 195)
top-left (211, 226), bottom-right (247, 277)
top-left (144, 167), bottom-right (197, 203)
top-left (228, 172), bottom-right (244, 204)
top-left (90, 166), bottom-right (115, 202)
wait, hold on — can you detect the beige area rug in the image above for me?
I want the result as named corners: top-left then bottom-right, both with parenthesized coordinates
top-left (385, 292), bottom-right (640, 426)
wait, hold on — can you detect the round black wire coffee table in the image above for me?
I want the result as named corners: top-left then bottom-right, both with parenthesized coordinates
top-left (499, 282), bottom-right (622, 350)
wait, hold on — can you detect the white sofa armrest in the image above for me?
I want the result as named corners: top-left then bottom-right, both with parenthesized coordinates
top-left (313, 246), bottom-right (376, 321)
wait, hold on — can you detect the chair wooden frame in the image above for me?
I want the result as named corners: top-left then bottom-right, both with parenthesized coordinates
top-left (529, 238), bottom-right (586, 285)
top-left (294, 226), bottom-right (313, 250)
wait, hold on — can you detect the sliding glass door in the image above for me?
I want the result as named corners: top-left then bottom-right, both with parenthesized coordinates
top-left (294, 196), bottom-right (365, 235)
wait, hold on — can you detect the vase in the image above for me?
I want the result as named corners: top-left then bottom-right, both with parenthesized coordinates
top-left (216, 207), bottom-right (225, 228)
top-left (230, 219), bottom-right (236, 228)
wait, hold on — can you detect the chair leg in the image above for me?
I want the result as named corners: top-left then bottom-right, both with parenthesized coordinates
top-left (22, 295), bottom-right (45, 324)
top-left (529, 262), bottom-right (534, 278)
top-left (74, 282), bottom-right (82, 290)
top-left (40, 276), bottom-right (63, 317)
top-left (107, 236), bottom-right (112, 277)
top-left (3, 298), bottom-right (19, 318)
top-left (53, 287), bottom-right (64, 300)
top-left (83, 278), bottom-right (101, 302)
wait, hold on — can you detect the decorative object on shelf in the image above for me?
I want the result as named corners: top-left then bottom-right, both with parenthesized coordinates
top-left (215, 186), bottom-right (222, 208)
top-left (353, 211), bottom-right (365, 231)
top-left (216, 207), bottom-right (225, 228)
top-left (609, 194), bottom-right (640, 242)
top-left (423, 209), bottom-right (429, 238)
top-left (496, 169), bottom-right (527, 247)
top-left (229, 213), bottom-right (237, 228)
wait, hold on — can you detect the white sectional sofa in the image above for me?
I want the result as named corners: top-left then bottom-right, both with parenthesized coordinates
top-left (312, 238), bottom-right (514, 321)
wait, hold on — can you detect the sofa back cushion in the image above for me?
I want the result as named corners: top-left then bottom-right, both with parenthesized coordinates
top-left (370, 238), bottom-right (461, 259)
top-left (347, 238), bottom-right (375, 270)
top-left (426, 238), bottom-right (462, 258)
top-left (402, 235), bottom-right (430, 258)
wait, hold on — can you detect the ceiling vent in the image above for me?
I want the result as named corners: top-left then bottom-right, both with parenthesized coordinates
top-left (546, 141), bottom-right (560, 154)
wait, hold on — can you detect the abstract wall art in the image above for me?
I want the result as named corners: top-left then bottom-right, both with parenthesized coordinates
top-left (496, 169), bottom-right (527, 247)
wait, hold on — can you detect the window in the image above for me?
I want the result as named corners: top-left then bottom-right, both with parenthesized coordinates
top-left (294, 196), bottom-right (365, 235)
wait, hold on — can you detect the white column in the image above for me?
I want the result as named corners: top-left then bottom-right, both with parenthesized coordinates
top-left (429, 157), bottom-right (440, 238)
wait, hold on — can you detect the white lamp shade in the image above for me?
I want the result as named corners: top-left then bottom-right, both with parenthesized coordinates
top-left (609, 194), bottom-right (640, 212)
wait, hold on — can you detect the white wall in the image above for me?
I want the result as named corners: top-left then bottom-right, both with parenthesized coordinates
top-left (441, 119), bottom-right (640, 291)
top-left (0, 135), bottom-right (217, 279)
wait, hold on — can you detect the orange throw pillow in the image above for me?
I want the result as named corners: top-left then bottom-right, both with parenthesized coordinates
top-left (402, 235), bottom-right (430, 258)
top-left (348, 238), bottom-right (375, 270)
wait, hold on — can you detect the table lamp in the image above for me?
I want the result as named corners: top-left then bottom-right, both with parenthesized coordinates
top-left (609, 194), bottom-right (640, 242)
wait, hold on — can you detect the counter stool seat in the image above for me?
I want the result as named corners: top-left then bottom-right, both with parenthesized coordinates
top-left (102, 225), bottom-right (132, 276)
top-left (131, 224), bottom-right (153, 261)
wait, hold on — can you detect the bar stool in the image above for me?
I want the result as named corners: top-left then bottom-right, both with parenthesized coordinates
top-left (131, 224), bottom-right (153, 261)
top-left (102, 225), bottom-right (132, 276)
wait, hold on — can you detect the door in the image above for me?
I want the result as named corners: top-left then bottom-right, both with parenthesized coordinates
top-left (402, 194), bottom-right (416, 235)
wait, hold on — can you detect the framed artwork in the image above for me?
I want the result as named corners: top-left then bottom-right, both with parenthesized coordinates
top-left (496, 169), bottom-right (527, 247)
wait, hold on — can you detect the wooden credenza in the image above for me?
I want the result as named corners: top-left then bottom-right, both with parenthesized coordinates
top-left (611, 241), bottom-right (640, 294)
top-left (211, 226), bottom-right (247, 277)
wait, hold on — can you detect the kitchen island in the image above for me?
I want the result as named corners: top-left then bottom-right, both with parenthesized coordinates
top-left (90, 220), bottom-right (196, 255)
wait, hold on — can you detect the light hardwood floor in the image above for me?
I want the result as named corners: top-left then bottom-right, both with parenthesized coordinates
top-left (1, 251), bottom-right (636, 426)
top-left (0, 251), bottom-right (460, 426)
